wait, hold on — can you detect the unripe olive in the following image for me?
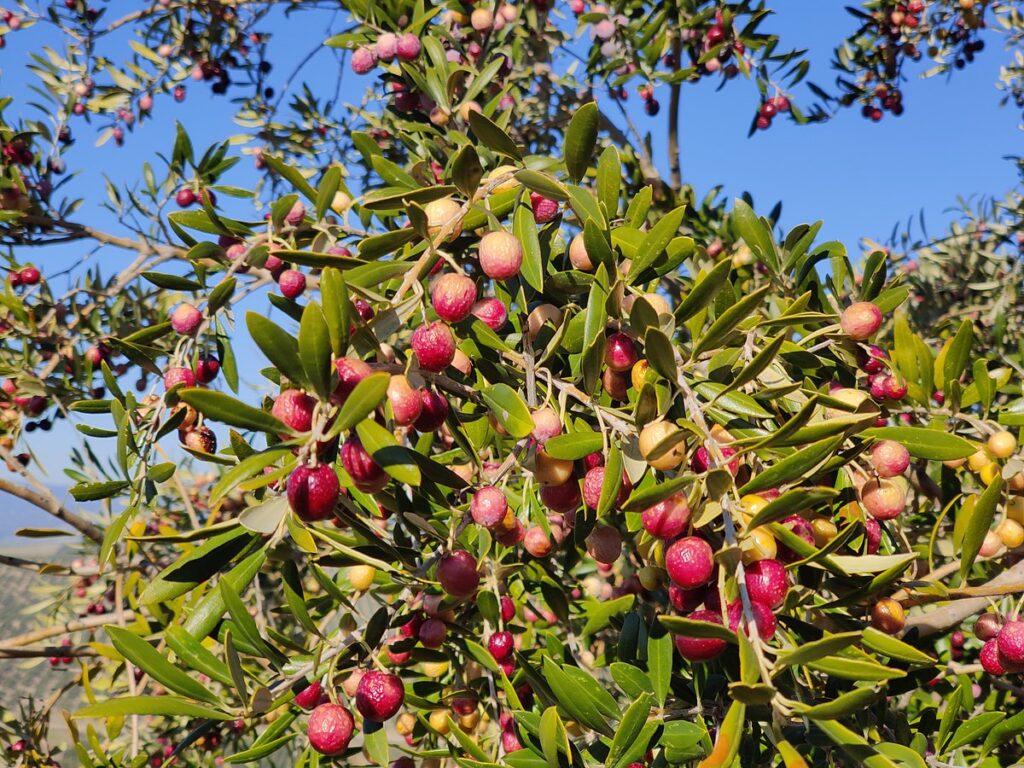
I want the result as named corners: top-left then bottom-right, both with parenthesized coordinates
top-left (870, 597), bottom-right (905, 634)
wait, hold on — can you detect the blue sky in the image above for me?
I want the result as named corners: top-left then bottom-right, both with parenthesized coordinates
top-left (1, 1), bottom-right (1021, 513)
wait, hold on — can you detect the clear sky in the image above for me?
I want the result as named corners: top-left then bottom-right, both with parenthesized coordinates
top-left (0, 1), bottom-right (1021, 509)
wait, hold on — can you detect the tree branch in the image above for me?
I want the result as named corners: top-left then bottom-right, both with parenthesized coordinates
top-left (902, 558), bottom-right (1024, 638)
top-left (0, 475), bottom-right (104, 545)
top-left (668, 33), bottom-right (683, 191)
top-left (0, 610), bottom-right (134, 649)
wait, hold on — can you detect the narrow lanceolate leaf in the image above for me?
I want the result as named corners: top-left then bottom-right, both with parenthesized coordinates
top-left (597, 442), bottom-right (623, 518)
top-left (647, 629), bottom-right (673, 708)
top-left (563, 101), bottom-right (599, 182)
top-left (298, 302), bottom-right (332, 400)
top-left (314, 165), bottom-right (341, 220)
top-left (731, 199), bottom-right (778, 272)
top-left (543, 431), bottom-right (603, 460)
top-left (75, 696), bottom-right (232, 720)
top-left (70, 480), bottom-right (130, 501)
top-left (860, 426), bottom-right (975, 460)
top-left (481, 383), bottom-right (534, 438)
top-left (659, 615), bottom-right (737, 644)
top-left (330, 372), bottom-right (390, 435)
top-left (628, 205), bottom-right (686, 283)
top-left (514, 203), bottom-right (544, 292)
top-left (356, 420), bottom-right (422, 486)
top-left (140, 527), bottom-right (255, 604)
top-left (939, 319), bottom-right (973, 390)
top-left (178, 389), bottom-right (287, 436)
top-left (467, 110), bottom-right (521, 160)
top-left (961, 473), bottom-right (1004, 579)
top-left (717, 332), bottom-right (787, 398)
top-left (791, 686), bottom-right (883, 719)
top-left (861, 627), bottom-right (935, 665)
top-left (106, 626), bottom-right (220, 705)
top-left (814, 719), bottom-right (902, 768)
top-left (539, 706), bottom-right (568, 768)
top-left (676, 259), bottom-right (732, 322)
top-left (739, 435), bottom-right (845, 495)
top-left (773, 632), bottom-right (861, 670)
top-left (607, 693), bottom-right (653, 768)
top-left (246, 312), bottom-right (307, 388)
top-left (697, 700), bottom-right (745, 768)
top-left (691, 285), bottom-right (771, 359)
top-left (747, 487), bottom-right (838, 529)
top-left (645, 328), bottom-right (678, 380)
top-left (596, 145), bottom-right (620, 216)
top-left (451, 144), bottom-right (483, 197)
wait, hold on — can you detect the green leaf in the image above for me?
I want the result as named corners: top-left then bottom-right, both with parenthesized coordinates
top-left (298, 302), bottom-right (332, 400)
top-left (937, 683), bottom-right (963, 751)
top-left (543, 431), bottom-right (603, 460)
top-left (732, 199), bottom-right (778, 272)
top-left (814, 719), bottom-right (901, 768)
top-left (207, 277), bottom-right (237, 313)
top-left (70, 480), bottom-right (129, 502)
top-left (622, 474), bottom-right (694, 512)
top-left (480, 384), bottom-right (534, 438)
top-left (607, 693), bottom-right (653, 768)
top-left (628, 206), bottom-right (685, 283)
top-left (539, 706), bottom-right (567, 768)
top-left (806, 656), bottom-right (906, 681)
top-left (563, 102), bottom-right (599, 183)
top-left (261, 154), bottom-right (317, 201)
top-left (183, 548), bottom-right (267, 640)
top-left (947, 711), bottom-right (1005, 751)
top-left (861, 627), bottom-right (935, 665)
top-left (541, 657), bottom-right (613, 736)
top-left (739, 435), bottom-right (845, 495)
top-left (596, 146), bottom-right (620, 216)
top-left (610, 662), bottom-right (654, 699)
top-left (644, 328), bottom-right (677, 381)
top-left (356, 420), bottom-right (422, 486)
top-left (75, 696), bottom-right (232, 720)
top-left (142, 272), bottom-right (202, 291)
top-left (961, 473), bottom-right (1004, 579)
top-left (468, 111), bottom-right (522, 160)
top-left (178, 389), bottom-right (286, 435)
top-left (239, 496), bottom-right (289, 535)
top-left (940, 319), bottom-right (973, 390)
top-left (448, 715), bottom-right (491, 763)
top-left (107, 626), bottom-right (220, 705)
top-left (791, 686), bottom-right (882, 720)
top-left (165, 626), bottom-right (235, 688)
top-left (860, 426), bottom-right (975, 460)
top-left (773, 632), bottom-right (862, 670)
top-left (675, 257), bottom-right (733, 319)
top-left (514, 203), bottom-right (544, 292)
top-left (246, 312), bottom-right (307, 388)
top-left (581, 594), bottom-right (634, 637)
top-left (691, 285), bottom-right (771, 359)
top-left (716, 332), bottom-right (786, 399)
top-left (452, 145), bottom-right (484, 198)
top-left (647, 628), bottom-right (673, 708)
top-left (331, 372), bottom-right (390, 435)
top-left (597, 441), bottom-right (623, 518)
top-left (515, 169), bottom-right (569, 201)
top-left (210, 447), bottom-right (293, 505)
top-left (315, 165), bottom-right (342, 221)
top-left (140, 527), bottom-right (256, 604)
top-left (364, 722), bottom-right (391, 767)
top-left (747, 487), bottom-right (839, 529)
top-left (658, 615), bottom-right (736, 644)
